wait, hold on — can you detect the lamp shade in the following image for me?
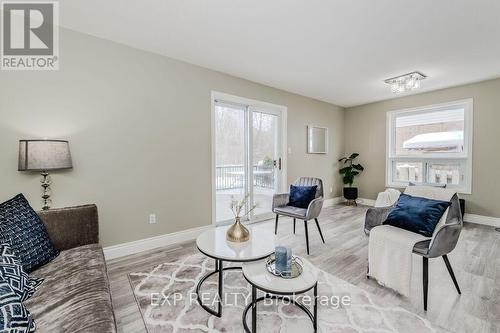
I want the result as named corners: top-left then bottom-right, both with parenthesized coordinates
top-left (18, 140), bottom-right (73, 171)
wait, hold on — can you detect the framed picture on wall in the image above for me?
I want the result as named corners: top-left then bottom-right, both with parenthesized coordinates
top-left (308, 125), bottom-right (328, 154)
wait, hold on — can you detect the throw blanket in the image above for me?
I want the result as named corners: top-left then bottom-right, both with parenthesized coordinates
top-left (369, 186), bottom-right (456, 296)
top-left (368, 225), bottom-right (428, 296)
top-left (374, 188), bottom-right (401, 207)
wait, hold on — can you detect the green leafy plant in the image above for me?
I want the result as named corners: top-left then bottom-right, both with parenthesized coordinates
top-left (262, 156), bottom-right (274, 168)
top-left (338, 153), bottom-right (364, 187)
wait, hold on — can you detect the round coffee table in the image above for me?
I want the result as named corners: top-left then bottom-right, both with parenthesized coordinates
top-left (241, 257), bottom-right (319, 332)
top-left (196, 225), bottom-right (276, 317)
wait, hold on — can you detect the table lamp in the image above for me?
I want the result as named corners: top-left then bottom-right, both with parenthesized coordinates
top-left (18, 139), bottom-right (73, 210)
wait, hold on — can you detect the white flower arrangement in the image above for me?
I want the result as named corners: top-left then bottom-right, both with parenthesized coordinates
top-left (230, 193), bottom-right (257, 219)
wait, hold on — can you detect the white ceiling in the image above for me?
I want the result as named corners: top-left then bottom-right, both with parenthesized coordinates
top-left (60, 0), bottom-right (500, 107)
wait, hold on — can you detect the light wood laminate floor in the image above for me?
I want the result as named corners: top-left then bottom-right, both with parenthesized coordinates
top-left (106, 204), bottom-right (500, 333)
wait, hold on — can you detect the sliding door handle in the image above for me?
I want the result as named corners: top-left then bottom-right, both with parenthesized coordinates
top-left (273, 158), bottom-right (282, 170)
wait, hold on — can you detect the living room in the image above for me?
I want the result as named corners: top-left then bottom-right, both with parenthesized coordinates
top-left (0, 1), bottom-right (499, 332)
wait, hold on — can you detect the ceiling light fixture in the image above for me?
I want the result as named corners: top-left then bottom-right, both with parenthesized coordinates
top-left (384, 71), bottom-right (426, 94)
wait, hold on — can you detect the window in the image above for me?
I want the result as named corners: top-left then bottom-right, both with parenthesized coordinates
top-left (386, 99), bottom-right (473, 193)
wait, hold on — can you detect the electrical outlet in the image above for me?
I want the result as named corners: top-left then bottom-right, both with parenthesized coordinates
top-left (149, 214), bottom-right (156, 224)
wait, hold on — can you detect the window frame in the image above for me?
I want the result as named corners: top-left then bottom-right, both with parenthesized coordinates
top-left (386, 98), bottom-right (473, 194)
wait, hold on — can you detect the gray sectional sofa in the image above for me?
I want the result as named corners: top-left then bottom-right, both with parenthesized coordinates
top-left (24, 204), bottom-right (117, 332)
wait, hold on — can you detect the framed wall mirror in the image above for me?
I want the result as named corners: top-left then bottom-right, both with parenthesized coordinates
top-left (308, 125), bottom-right (328, 154)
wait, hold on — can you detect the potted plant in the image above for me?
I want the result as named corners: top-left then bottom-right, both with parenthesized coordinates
top-left (339, 153), bottom-right (364, 203)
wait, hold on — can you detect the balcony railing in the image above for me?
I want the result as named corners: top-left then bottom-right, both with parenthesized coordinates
top-left (215, 165), bottom-right (274, 190)
top-left (396, 164), bottom-right (460, 185)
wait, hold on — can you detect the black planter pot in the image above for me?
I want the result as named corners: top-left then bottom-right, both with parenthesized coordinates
top-left (343, 187), bottom-right (358, 200)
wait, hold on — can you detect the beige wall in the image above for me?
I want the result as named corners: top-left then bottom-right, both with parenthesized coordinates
top-left (0, 29), bottom-right (345, 247)
top-left (345, 78), bottom-right (500, 217)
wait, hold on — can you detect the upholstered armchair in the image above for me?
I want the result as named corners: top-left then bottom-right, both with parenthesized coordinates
top-left (364, 186), bottom-right (463, 311)
top-left (272, 177), bottom-right (325, 255)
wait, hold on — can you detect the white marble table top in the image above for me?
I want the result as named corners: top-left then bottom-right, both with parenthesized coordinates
top-left (196, 225), bottom-right (276, 262)
top-left (242, 257), bottom-right (318, 294)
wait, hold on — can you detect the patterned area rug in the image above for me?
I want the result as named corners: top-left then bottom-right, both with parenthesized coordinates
top-left (128, 253), bottom-right (447, 333)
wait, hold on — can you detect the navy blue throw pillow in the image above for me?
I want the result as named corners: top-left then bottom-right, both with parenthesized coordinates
top-left (0, 194), bottom-right (59, 273)
top-left (288, 185), bottom-right (317, 209)
top-left (0, 277), bottom-right (36, 332)
top-left (384, 193), bottom-right (451, 237)
top-left (0, 244), bottom-right (44, 301)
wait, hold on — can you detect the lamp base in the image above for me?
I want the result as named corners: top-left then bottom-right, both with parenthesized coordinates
top-left (41, 171), bottom-right (51, 210)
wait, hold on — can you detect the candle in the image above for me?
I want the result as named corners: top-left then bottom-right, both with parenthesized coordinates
top-left (275, 246), bottom-right (287, 273)
top-left (286, 247), bottom-right (292, 271)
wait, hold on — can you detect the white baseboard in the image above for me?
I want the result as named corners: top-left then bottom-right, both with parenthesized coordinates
top-left (103, 225), bottom-right (212, 260)
top-left (356, 198), bottom-right (376, 206)
top-left (323, 196), bottom-right (344, 207)
top-left (103, 205), bottom-right (499, 261)
top-left (464, 213), bottom-right (500, 228)
top-left (324, 197), bottom-right (375, 207)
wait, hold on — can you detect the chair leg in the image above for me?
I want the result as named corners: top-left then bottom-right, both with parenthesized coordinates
top-left (304, 220), bottom-right (310, 255)
top-left (423, 257), bottom-right (428, 311)
top-left (442, 255), bottom-right (461, 294)
top-left (314, 218), bottom-right (325, 243)
top-left (274, 214), bottom-right (279, 235)
top-left (293, 218), bottom-right (296, 234)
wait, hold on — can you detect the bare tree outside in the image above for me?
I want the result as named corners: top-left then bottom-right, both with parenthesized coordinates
top-left (215, 104), bottom-right (278, 222)
top-left (215, 106), bottom-right (275, 166)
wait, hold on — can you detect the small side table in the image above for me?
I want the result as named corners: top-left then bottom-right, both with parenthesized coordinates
top-left (242, 257), bottom-right (319, 332)
top-left (196, 226), bottom-right (276, 317)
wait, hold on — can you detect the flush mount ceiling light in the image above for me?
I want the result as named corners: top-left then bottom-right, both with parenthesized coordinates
top-left (384, 71), bottom-right (427, 94)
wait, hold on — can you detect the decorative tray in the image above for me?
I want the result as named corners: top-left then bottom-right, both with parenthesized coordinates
top-left (265, 253), bottom-right (303, 279)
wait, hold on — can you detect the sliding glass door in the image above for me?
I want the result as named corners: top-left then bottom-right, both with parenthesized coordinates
top-left (251, 109), bottom-right (280, 218)
top-left (214, 102), bottom-right (247, 223)
top-left (214, 99), bottom-right (284, 225)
